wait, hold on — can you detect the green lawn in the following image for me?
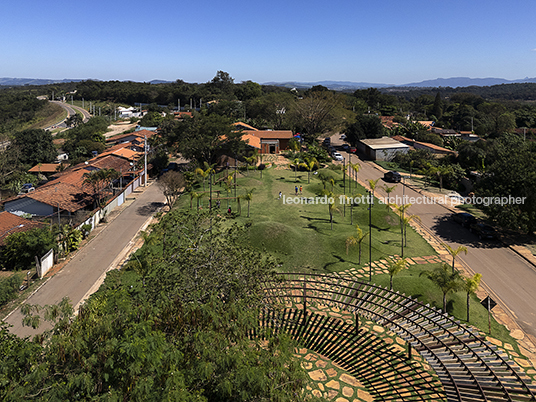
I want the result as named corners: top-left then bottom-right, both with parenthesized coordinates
top-left (178, 164), bottom-right (435, 273)
top-left (173, 161), bottom-right (523, 354)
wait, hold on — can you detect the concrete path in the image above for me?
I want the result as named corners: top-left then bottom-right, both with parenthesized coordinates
top-left (5, 182), bottom-right (165, 338)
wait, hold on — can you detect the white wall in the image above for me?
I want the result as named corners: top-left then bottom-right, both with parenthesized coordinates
top-left (38, 249), bottom-right (54, 278)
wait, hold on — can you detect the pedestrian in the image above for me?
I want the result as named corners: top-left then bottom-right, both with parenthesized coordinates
top-left (278, 191), bottom-right (282, 199)
top-left (228, 206), bottom-right (232, 214)
top-left (299, 185), bottom-right (302, 194)
top-left (295, 186), bottom-right (298, 195)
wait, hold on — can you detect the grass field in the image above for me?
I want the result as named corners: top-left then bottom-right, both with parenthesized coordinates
top-left (178, 163), bottom-right (435, 273)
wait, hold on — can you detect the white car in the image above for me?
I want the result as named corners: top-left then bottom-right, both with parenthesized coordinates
top-left (332, 152), bottom-right (343, 161)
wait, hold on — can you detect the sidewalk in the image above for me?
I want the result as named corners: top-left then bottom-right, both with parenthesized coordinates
top-left (350, 159), bottom-right (536, 361)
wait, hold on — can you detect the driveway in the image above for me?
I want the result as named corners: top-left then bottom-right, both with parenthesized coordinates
top-left (5, 182), bottom-right (166, 338)
top-left (330, 134), bottom-right (536, 341)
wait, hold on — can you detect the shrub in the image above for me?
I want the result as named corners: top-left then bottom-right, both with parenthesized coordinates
top-left (0, 274), bottom-right (23, 307)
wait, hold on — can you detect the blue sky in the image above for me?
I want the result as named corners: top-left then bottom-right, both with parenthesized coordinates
top-left (2, 0), bottom-right (536, 85)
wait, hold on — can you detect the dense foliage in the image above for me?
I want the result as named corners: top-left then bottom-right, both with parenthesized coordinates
top-left (1, 227), bottom-right (57, 271)
top-left (0, 212), bottom-right (316, 401)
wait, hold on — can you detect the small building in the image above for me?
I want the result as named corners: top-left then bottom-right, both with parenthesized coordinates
top-left (357, 137), bottom-right (410, 161)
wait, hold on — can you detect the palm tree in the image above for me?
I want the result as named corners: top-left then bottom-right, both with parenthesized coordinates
top-left (368, 178), bottom-right (380, 196)
top-left (435, 165), bottom-right (452, 192)
top-left (383, 184), bottom-right (397, 212)
top-left (301, 157), bottom-right (317, 184)
top-left (324, 191), bottom-right (340, 230)
top-left (83, 168), bottom-right (120, 207)
top-left (386, 257), bottom-right (408, 290)
top-left (293, 158), bottom-right (300, 182)
top-left (244, 153), bottom-right (258, 175)
top-left (189, 191), bottom-right (199, 210)
top-left (349, 161), bottom-right (360, 182)
top-left (420, 263), bottom-right (463, 313)
top-left (194, 162), bottom-right (215, 191)
top-left (399, 213), bottom-right (420, 256)
top-left (443, 243), bottom-right (468, 273)
top-left (243, 188), bottom-right (255, 218)
top-left (463, 273), bottom-right (482, 322)
top-left (346, 224), bottom-right (369, 264)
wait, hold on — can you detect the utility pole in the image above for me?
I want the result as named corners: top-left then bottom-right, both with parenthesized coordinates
top-left (368, 190), bottom-right (373, 282)
top-left (144, 134), bottom-right (148, 186)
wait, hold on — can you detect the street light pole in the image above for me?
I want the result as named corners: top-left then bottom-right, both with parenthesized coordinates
top-left (368, 190), bottom-right (373, 282)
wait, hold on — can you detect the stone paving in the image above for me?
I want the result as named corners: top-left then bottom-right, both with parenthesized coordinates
top-left (295, 304), bottom-right (444, 401)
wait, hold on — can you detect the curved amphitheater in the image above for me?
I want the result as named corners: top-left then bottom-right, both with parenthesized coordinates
top-left (262, 273), bottom-right (536, 402)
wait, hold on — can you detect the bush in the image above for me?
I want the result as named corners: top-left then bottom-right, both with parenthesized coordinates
top-left (0, 274), bottom-right (23, 307)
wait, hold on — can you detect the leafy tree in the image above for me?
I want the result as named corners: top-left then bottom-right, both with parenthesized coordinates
top-left (172, 113), bottom-right (244, 166)
top-left (11, 129), bottom-right (57, 167)
top-left (1, 211), bottom-right (316, 401)
top-left (345, 114), bottom-right (385, 144)
top-left (420, 263), bottom-right (463, 313)
top-left (1, 227), bottom-right (57, 270)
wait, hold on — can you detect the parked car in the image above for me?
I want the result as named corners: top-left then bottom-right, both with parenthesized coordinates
top-left (447, 192), bottom-right (465, 204)
top-left (323, 138), bottom-right (331, 146)
top-left (18, 183), bottom-right (35, 194)
top-left (383, 171), bottom-right (401, 183)
top-left (349, 146), bottom-right (357, 153)
top-left (339, 134), bottom-right (346, 140)
top-left (470, 222), bottom-right (497, 240)
top-left (341, 144), bottom-right (350, 151)
top-left (452, 212), bottom-right (477, 227)
top-left (332, 152), bottom-right (344, 161)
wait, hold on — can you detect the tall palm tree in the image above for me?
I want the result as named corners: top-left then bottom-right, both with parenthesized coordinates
top-left (443, 243), bottom-right (468, 273)
top-left (463, 273), bottom-right (482, 322)
top-left (346, 224), bottom-right (369, 265)
top-left (399, 213), bottom-right (420, 256)
top-left (386, 257), bottom-right (408, 290)
top-left (383, 184), bottom-right (397, 212)
top-left (420, 263), bottom-right (462, 313)
top-left (349, 161), bottom-right (360, 182)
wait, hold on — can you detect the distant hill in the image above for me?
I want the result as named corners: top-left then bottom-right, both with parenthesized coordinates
top-left (402, 77), bottom-right (536, 88)
top-left (262, 80), bottom-right (392, 90)
top-left (264, 77), bottom-right (536, 90)
top-left (0, 78), bottom-right (86, 86)
top-left (3, 76), bottom-right (536, 90)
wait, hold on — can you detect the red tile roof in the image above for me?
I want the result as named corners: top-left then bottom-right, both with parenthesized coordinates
top-left (0, 211), bottom-right (43, 246)
top-left (28, 163), bottom-right (70, 174)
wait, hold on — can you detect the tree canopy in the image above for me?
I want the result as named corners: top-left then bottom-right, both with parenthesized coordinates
top-left (0, 211), bottom-right (316, 401)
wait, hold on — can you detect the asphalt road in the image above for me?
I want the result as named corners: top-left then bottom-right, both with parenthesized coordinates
top-left (47, 100), bottom-right (91, 130)
top-left (5, 182), bottom-right (165, 338)
top-left (330, 134), bottom-right (536, 340)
